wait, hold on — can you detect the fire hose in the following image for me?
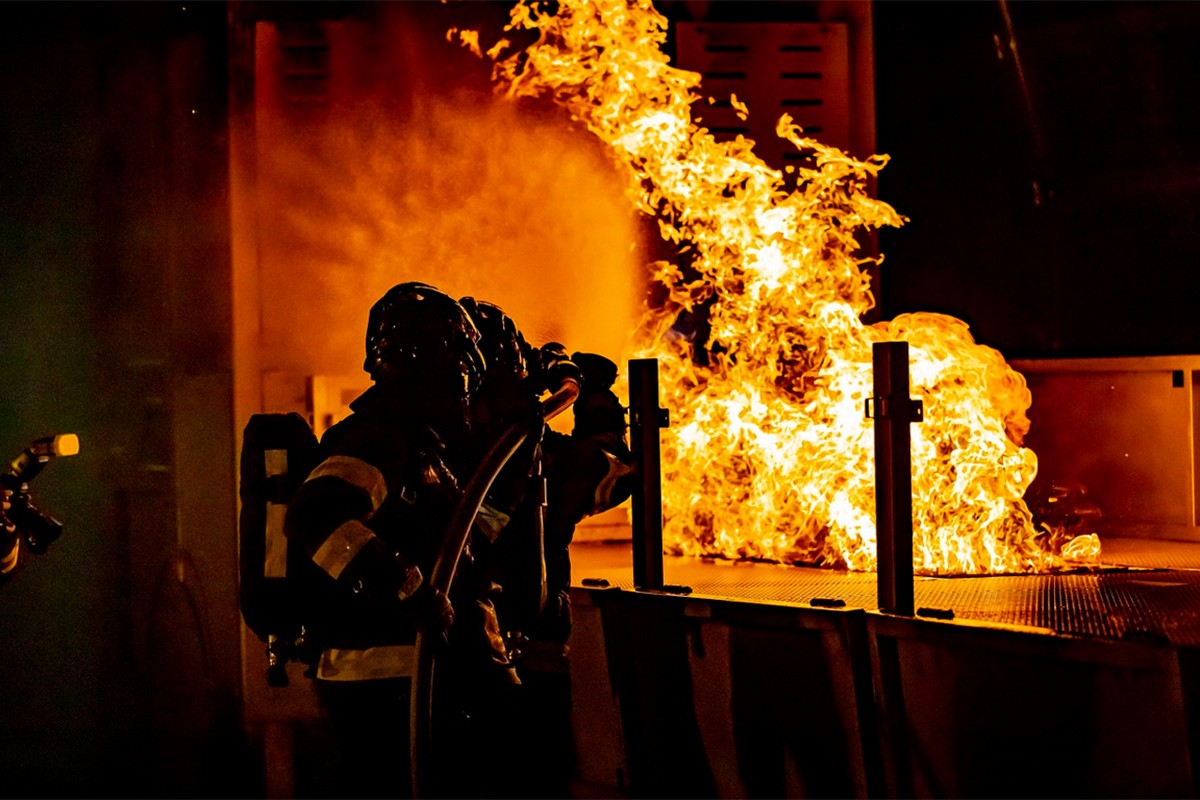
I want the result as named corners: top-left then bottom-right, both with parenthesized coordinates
top-left (410, 377), bottom-right (580, 798)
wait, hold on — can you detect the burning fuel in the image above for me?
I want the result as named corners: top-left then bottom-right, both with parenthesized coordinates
top-left (467, 0), bottom-right (1100, 575)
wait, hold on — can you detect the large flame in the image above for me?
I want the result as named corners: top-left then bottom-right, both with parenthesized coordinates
top-left (471, 0), bottom-right (1099, 574)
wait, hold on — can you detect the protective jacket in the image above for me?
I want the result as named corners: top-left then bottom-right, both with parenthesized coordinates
top-left (479, 350), bottom-right (635, 644)
top-left (542, 355), bottom-right (634, 638)
top-left (284, 385), bottom-right (464, 681)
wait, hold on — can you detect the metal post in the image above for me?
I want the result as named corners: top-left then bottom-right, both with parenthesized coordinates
top-left (868, 342), bottom-right (923, 616)
top-left (629, 358), bottom-right (668, 590)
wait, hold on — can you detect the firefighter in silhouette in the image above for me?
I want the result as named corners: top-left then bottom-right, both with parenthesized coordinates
top-left (285, 282), bottom-right (633, 797)
top-left (458, 297), bottom-right (635, 797)
top-left (284, 282), bottom-right (506, 798)
top-left (460, 298), bottom-right (633, 648)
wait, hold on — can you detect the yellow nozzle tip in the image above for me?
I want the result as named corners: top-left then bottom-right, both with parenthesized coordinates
top-left (54, 434), bottom-right (79, 457)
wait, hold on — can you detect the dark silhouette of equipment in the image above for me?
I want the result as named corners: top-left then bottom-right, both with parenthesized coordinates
top-left (3, 433), bottom-right (79, 554)
top-left (238, 413), bottom-right (321, 687)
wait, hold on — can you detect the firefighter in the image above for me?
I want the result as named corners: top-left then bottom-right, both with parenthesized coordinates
top-left (285, 281), bottom-right (632, 797)
top-left (284, 282), bottom-right (499, 799)
top-left (459, 297), bottom-right (635, 797)
top-left (460, 299), bottom-right (633, 649)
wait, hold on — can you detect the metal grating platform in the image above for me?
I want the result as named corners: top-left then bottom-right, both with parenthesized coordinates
top-left (570, 537), bottom-right (1200, 647)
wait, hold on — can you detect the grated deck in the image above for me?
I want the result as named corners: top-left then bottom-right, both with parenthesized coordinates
top-left (570, 537), bottom-right (1200, 647)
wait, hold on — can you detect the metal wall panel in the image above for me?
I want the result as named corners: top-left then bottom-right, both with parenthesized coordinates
top-left (675, 22), bottom-right (852, 170)
top-left (570, 584), bottom-right (1200, 799)
top-left (570, 587), bottom-right (878, 798)
top-left (1014, 355), bottom-right (1200, 540)
top-left (867, 613), bottom-right (1194, 799)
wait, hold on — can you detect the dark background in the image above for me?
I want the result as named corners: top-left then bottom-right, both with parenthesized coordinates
top-left (1, 0), bottom-right (1198, 795)
top-left (873, 0), bottom-right (1200, 358)
top-left (0, 2), bottom-right (246, 796)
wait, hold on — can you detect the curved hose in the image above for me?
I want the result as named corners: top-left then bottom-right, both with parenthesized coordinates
top-left (410, 378), bottom-right (580, 798)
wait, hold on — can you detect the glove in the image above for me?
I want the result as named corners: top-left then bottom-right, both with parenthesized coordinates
top-left (570, 352), bottom-right (626, 438)
top-left (403, 583), bottom-right (455, 646)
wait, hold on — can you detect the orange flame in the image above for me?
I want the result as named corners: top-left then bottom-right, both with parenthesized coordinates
top-left (474, 0), bottom-right (1099, 574)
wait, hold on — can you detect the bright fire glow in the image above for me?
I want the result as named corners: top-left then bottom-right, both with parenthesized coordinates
top-left (472, 0), bottom-right (1100, 574)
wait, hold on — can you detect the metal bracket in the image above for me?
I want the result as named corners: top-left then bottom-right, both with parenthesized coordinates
top-left (629, 406), bottom-right (670, 428)
top-left (865, 396), bottom-right (924, 422)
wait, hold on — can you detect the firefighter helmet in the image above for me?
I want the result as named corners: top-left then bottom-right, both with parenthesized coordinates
top-left (459, 296), bottom-right (530, 383)
top-left (364, 282), bottom-right (486, 397)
